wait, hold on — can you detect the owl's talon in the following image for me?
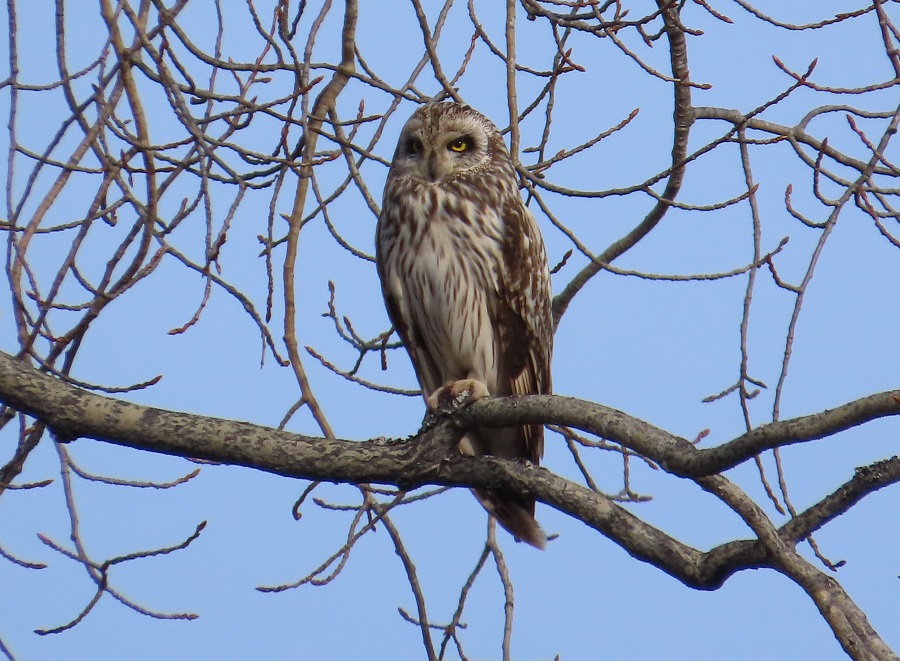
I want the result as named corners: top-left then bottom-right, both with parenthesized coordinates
top-left (426, 379), bottom-right (490, 413)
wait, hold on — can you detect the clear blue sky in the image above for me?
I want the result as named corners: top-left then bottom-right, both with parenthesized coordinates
top-left (1, 2), bottom-right (898, 659)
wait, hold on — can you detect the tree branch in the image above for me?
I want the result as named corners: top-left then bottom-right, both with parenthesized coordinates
top-left (2, 350), bottom-right (898, 598)
top-left (454, 392), bottom-right (900, 477)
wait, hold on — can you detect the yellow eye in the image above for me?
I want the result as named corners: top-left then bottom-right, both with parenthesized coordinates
top-left (448, 137), bottom-right (470, 153)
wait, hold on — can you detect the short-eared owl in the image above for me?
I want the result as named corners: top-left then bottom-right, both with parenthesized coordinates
top-left (375, 102), bottom-right (552, 549)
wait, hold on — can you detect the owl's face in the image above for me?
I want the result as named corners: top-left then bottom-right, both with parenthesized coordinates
top-left (388, 103), bottom-right (503, 185)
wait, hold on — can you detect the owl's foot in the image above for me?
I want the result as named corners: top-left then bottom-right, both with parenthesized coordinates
top-left (426, 379), bottom-right (490, 413)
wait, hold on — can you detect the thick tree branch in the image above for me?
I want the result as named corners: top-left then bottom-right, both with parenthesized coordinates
top-left (1, 350), bottom-right (898, 599)
top-left (455, 392), bottom-right (900, 477)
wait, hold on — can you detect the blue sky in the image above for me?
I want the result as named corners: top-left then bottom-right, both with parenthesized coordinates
top-left (1, 1), bottom-right (898, 659)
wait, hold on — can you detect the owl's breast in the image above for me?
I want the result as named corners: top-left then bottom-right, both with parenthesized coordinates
top-left (378, 186), bottom-right (507, 389)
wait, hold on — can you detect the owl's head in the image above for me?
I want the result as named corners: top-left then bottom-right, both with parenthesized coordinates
top-left (388, 102), bottom-right (509, 184)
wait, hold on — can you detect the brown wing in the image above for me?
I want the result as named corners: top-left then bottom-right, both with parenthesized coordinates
top-left (464, 193), bottom-right (552, 548)
top-left (492, 194), bottom-right (553, 465)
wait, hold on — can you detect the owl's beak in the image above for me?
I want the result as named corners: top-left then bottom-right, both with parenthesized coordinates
top-left (423, 150), bottom-right (450, 183)
top-left (425, 156), bottom-right (439, 182)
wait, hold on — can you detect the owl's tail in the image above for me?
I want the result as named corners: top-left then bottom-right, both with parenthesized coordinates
top-left (473, 489), bottom-right (547, 549)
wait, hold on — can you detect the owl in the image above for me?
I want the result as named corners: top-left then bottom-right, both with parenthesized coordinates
top-left (375, 102), bottom-right (553, 549)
